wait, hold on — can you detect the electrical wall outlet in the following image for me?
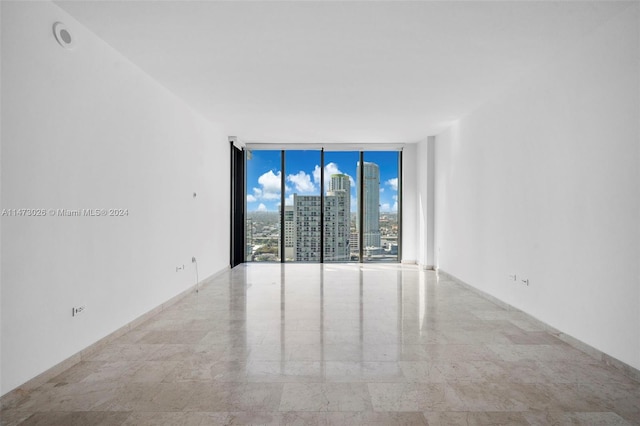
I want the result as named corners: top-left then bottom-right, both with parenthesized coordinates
top-left (72, 305), bottom-right (85, 317)
top-left (521, 278), bottom-right (529, 286)
top-left (508, 274), bottom-right (517, 281)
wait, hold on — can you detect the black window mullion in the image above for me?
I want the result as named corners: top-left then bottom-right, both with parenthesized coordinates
top-left (320, 148), bottom-right (325, 263)
top-left (359, 151), bottom-right (364, 263)
top-left (280, 150), bottom-right (285, 263)
top-left (398, 150), bottom-right (403, 263)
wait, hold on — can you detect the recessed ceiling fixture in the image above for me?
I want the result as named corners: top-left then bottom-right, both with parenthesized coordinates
top-left (53, 22), bottom-right (75, 50)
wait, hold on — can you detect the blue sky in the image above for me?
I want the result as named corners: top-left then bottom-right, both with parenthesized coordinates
top-left (246, 150), bottom-right (399, 212)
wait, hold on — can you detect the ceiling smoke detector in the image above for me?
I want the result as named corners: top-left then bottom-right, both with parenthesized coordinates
top-left (53, 22), bottom-right (76, 50)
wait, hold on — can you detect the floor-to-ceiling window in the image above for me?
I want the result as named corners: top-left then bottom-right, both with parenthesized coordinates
top-left (323, 151), bottom-right (359, 262)
top-left (285, 150), bottom-right (321, 262)
top-left (244, 147), bottom-right (401, 263)
top-left (362, 151), bottom-right (400, 262)
top-left (245, 150), bottom-right (282, 262)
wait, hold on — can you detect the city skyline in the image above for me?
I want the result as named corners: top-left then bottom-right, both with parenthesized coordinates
top-left (247, 156), bottom-right (398, 262)
top-left (246, 150), bottom-right (399, 213)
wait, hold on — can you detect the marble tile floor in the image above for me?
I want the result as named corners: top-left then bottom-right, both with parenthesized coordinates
top-left (2, 264), bottom-right (639, 425)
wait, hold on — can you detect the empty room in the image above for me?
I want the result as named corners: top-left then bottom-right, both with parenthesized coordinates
top-left (1, 1), bottom-right (639, 425)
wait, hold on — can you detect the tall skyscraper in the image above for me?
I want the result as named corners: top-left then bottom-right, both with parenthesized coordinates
top-left (325, 174), bottom-right (351, 261)
top-left (288, 174), bottom-right (351, 262)
top-left (356, 161), bottom-right (381, 249)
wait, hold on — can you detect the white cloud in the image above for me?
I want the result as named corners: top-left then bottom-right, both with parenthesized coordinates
top-left (247, 194), bottom-right (257, 202)
top-left (380, 188), bottom-right (385, 193)
top-left (258, 170), bottom-right (281, 193)
top-left (313, 163), bottom-right (355, 189)
top-left (287, 171), bottom-right (316, 193)
top-left (254, 171), bottom-right (289, 201)
top-left (380, 194), bottom-right (398, 212)
top-left (256, 203), bottom-right (267, 212)
top-left (262, 192), bottom-right (281, 200)
top-left (386, 178), bottom-right (398, 191)
top-left (285, 194), bottom-right (295, 206)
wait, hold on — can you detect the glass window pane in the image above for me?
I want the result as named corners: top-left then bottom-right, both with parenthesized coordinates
top-left (245, 149), bottom-right (400, 264)
top-left (362, 151), bottom-right (399, 262)
top-left (284, 150), bottom-right (321, 262)
top-left (323, 151), bottom-right (359, 262)
top-left (246, 150), bottom-right (282, 262)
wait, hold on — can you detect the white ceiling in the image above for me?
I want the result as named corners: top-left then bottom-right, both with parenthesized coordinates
top-left (56, 1), bottom-right (627, 144)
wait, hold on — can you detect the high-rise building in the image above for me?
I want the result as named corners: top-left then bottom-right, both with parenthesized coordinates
top-left (349, 232), bottom-right (359, 255)
top-left (290, 174), bottom-right (351, 262)
top-left (330, 173), bottom-right (350, 192)
top-left (293, 195), bottom-right (321, 262)
top-left (279, 205), bottom-right (295, 261)
top-left (325, 174), bottom-right (351, 261)
top-left (356, 161), bottom-right (381, 249)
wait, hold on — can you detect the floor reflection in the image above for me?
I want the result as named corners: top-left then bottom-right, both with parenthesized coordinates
top-left (4, 263), bottom-right (638, 425)
top-left (240, 264), bottom-right (418, 381)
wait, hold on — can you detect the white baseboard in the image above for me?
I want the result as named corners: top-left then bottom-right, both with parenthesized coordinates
top-left (418, 263), bottom-right (435, 270)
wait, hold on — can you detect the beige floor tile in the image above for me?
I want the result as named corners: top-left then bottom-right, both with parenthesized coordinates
top-left (280, 383), bottom-right (372, 412)
top-left (524, 411), bottom-right (633, 426)
top-left (121, 411), bottom-right (229, 426)
top-left (0, 410), bottom-right (34, 426)
top-left (3, 264), bottom-right (638, 424)
top-left (424, 411), bottom-right (530, 426)
top-left (323, 361), bottom-right (405, 382)
top-left (14, 411), bottom-right (131, 426)
top-left (183, 382), bottom-right (283, 412)
top-left (368, 382), bottom-right (448, 411)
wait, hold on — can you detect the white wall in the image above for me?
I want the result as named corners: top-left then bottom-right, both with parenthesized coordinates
top-left (433, 4), bottom-right (639, 369)
top-left (1, 1), bottom-right (229, 395)
top-left (403, 141), bottom-right (435, 266)
top-left (401, 144), bottom-right (417, 263)
top-left (416, 137), bottom-right (435, 269)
